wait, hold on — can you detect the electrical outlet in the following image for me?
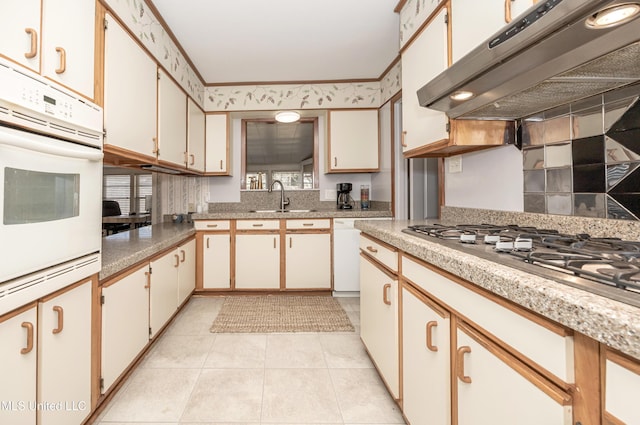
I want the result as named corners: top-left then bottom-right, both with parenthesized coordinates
top-left (448, 155), bottom-right (462, 173)
top-left (325, 189), bottom-right (337, 200)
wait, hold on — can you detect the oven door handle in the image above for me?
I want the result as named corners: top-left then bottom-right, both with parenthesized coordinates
top-left (0, 128), bottom-right (104, 161)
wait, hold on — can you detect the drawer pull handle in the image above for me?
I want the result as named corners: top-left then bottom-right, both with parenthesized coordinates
top-left (252, 223), bottom-right (264, 227)
top-left (25, 28), bottom-right (38, 59)
top-left (274, 237), bottom-right (277, 248)
top-left (504, 0), bottom-right (514, 23)
top-left (289, 237), bottom-right (292, 248)
top-left (457, 346), bottom-right (472, 384)
top-left (21, 322), bottom-right (34, 354)
top-left (220, 159), bottom-right (223, 170)
top-left (366, 246), bottom-right (378, 253)
top-left (426, 321), bottom-right (438, 352)
top-left (383, 283), bottom-right (392, 305)
top-left (206, 237), bottom-right (210, 249)
top-left (206, 224), bottom-right (218, 228)
top-left (174, 254), bottom-right (180, 268)
top-left (190, 154), bottom-right (195, 165)
top-left (180, 249), bottom-right (186, 263)
top-left (334, 157), bottom-right (337, 167)
top-left (52, 306), bottom-right (64, 334)
top-left (144, 271), bottom-right (151, 289)
top-left (302, 223), bottom-right (314, 227)
top-left (55, 46), bottom-right (66, 74)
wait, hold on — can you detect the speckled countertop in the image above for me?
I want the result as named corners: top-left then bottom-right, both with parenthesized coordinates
top-left (355, 219), bottom-right (640, 361)
top-left (100, 209), bottom-right (392, 281)
top-left (100, 223), bottom-right (195, 281)
top-left (191, 208), bottom-right (393, 220)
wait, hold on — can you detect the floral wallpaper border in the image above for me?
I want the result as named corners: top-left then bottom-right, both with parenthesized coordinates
top-left (399, 0), bottom-right (444, 47)
top-left (205, 61), bottom-right (402, 112)
top-left (105, 0), bottom-right (205, 106)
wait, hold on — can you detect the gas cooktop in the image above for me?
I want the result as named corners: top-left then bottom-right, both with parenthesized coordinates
top-left (402, 224), bottom-right (640, 309)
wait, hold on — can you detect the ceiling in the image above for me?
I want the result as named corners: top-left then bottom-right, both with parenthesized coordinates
top-left (150, 0), bottom-right (400, 84)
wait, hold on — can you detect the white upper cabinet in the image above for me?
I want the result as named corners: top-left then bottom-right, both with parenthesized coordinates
top-left (0, 0), bottom-right (95, 99)
top-left (327, 109), bottom-right (379, 172)
top-left (0, 0), bottom-right (41, 72)
top-left (41, 0), bottom-right (95, 98)
top-left (157, 69), bottom-right (188, 168)
top-left (187, 98), bottom-right (206, 173)
top-left (205, 113), bottom-right (231, 175)
top-left (401, 8), bottom-right (449, 153)
top-left (103, 14), bottom-right (157, 158)
top-left (452, 0), bottom-right (535, 64)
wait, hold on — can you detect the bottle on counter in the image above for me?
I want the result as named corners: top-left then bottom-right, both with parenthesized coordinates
top-left (360, 185), bottom-right (370, 209)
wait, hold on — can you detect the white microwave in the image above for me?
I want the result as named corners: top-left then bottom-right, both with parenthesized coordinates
top-left (0, 59), bottom-right (103, 315)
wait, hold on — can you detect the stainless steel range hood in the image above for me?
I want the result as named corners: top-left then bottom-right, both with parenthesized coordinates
top-left (418, 0), bottom-right (640, 120)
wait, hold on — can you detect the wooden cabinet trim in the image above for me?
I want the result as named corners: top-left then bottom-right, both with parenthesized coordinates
top-left (401, 252), bottom-right (570, 337)
top-left (458, 321), bottom-right (572, 406)
top-left (399, 1), bottom-right (449, 55)
top-left (606, 347), bottom-right (640, 376)
top-left (360, 251), bottom-right (397, 280)
top-left (0, 301), bottom-right (38, 324)
top-left (361, 232), bottom-right (398, 253)
top-left (402, 279), bottom-right (449, 319)
top-left (604, 412), bottom-right (627, 425)
top-left (39, 276), bottom-right (94, 303)
top-left (573, 332), bottom-right (602, 425)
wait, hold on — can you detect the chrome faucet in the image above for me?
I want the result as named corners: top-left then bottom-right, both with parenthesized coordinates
top-left (269, 179), bottom-right (290, 211)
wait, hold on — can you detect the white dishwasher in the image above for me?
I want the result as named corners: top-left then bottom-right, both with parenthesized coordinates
top-left (333, 217), bottom-right (391, 296)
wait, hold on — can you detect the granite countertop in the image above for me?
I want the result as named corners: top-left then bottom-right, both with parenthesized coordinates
top-left (100, 223), bottom-right (195, 281)
top-left (355, 219), bottom-right (640, 361)
top-left (191, 209), bottom-right (393, 220)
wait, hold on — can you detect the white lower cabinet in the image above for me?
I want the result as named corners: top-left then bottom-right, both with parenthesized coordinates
top-left (456, 323), bottom-right (572, 425)
top-left (360, 253), bottom-right (399, 398)
top-left (0, 304), bottom-right (37, 425)
top-left (235, 233), bottom-right (280, 289)
top-left (286, 233), bottom-right (331, 289)
top-left (150, 239), bottom-right (195, 337)
top-left (38, 281), bottom-right (92, 425)
top-left (101, 265), bottom-right (150, 393)
top-left (402, 285), bottom-right (450, 425)
top-left (203, 233), bottom-right (231, 289)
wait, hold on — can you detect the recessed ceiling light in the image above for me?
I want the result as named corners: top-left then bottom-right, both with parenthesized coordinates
top-left (586, 3), bottom-right (640, 29)
top-left (450, 91), bottom-right (474, 101)
top-left (275, 111), bottom-right (301, 123)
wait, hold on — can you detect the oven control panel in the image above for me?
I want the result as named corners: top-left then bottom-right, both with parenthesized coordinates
top-left (0, 58), bottom-right (103, 146)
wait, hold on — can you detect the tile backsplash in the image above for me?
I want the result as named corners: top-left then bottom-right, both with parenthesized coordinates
top-left (521, 84), bottom-right (640, 220)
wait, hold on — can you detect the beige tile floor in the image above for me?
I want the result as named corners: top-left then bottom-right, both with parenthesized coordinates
top-left (93, 296), bottom-right (405, 425)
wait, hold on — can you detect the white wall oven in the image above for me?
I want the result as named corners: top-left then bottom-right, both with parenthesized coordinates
top-left (0, 58), bottom-right (103, 315)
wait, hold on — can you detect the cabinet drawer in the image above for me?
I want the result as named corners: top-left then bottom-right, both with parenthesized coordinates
top-left (194, 220), bottom-right (230, 230)
top-left (286, 219), bottom-right (330, 230)
top-left (402, 255), bottom-right (573, 383)
top-left (236, 220), bottom-right (280, 230)
top-left (360, 235), bottom-right (398, 272)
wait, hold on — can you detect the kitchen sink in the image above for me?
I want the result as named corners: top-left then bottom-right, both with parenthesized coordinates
top-left (248, 209), bottom-right (317, 213)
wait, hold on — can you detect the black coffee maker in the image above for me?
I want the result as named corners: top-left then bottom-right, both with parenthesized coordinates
top-left (336, 183), bottom-right (353, 209)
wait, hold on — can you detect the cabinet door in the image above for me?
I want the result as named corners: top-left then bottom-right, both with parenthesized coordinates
top-left (203, 234), bottom-right (231, 289)
top-left (0, 306), bottom-right (37, 425)
top-left (401, 8), bottom-right (448, 152)
top-left (39, 281), bottom-right (92, 425)
top-left (205, 113), bottom-right (230, 174)
top-left (177, 239), bottom-right (196, 305)
top-left (604, 354), bottom-right (640, 425)
top-left (456, 325), bottom-right (571, 425)
top-left (104, 14), bottom-right (157, 158)
top-left (286, 233), bottom-right (331, 289)
top-left (41, 0), bottom-right (95, 98)
top-left (360, 255), bottom-right (399, 398)
top-left (158, 69), bottom-right (187, 167)
top-left (328, 110), bottom-right (379, 172)
top-left (101, 266), bottom-right (149, 393)
top-left (235, 234), bottom-right (280, 289)
top-left (0, 0), bottom-right (40, 72)
top-left (402, 287), bottom-right (451, 425)
top-left (149, 249), bottom-right (179, 337)
top-left (187, 98), bottom-right (206, 172)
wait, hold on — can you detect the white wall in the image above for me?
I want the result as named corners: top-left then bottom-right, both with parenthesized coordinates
top-left (371, 102), bottom-right (392, 203)
top-left (444, 145), bottom-right (524, 212)
top-left (207, 115), bottom-right (374, 203)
